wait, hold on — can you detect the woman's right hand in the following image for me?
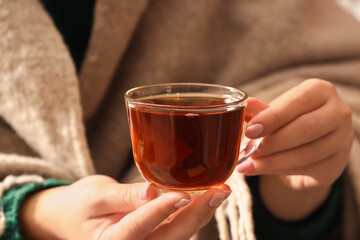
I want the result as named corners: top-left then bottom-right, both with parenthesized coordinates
top-left (19, 175), bottom-right (231, 240)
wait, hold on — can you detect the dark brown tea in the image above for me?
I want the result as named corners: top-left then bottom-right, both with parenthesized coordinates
top-left (127, 93), bottom-right (245, 191)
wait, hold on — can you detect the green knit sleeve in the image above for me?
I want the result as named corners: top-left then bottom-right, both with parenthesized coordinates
top-left (1, 178), bottom-right (71, 240)
top-left (246, 176), bottom-right (342, 240)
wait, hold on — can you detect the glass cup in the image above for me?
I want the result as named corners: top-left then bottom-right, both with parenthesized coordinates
top-left (125, 83), bottom-right (262, 194)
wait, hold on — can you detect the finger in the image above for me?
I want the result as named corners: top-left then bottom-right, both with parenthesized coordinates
top-left (88, 182), bottom-right (159, 216)
top-left (161, 184), bottom-right (232, 225)
top-left (102, 191), bottom-right (191, 240)
top-left (277, 152), bottom-right (349, 189)
top-left (246, 79), bottom-right (335, 139)
top-left (245, 97), bottom-right (269, 122)
top-left (240, 128), bottom-right (345, 175)
top-left (148, 185), bottom-right (231, 240)
top-left (255, 99), bottom-right (341, 157)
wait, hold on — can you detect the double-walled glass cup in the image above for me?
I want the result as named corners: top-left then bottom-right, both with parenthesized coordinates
top-left (125, 83), bottom-right (261, 194)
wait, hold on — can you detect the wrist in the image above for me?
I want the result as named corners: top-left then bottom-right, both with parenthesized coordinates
top-left (1, 178), bottom-right (71, 240)
top-left (259, 175), bottom-right (331, 221)
top-left (19, 186), bottom-right (67, 240)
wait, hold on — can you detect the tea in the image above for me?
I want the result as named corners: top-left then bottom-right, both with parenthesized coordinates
top-left (127, 93), bottom-right (245, 192)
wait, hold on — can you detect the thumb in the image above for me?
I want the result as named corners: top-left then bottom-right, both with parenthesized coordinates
top-left (94, 182), bottom-right (159, 215)
top-left (101, 191), bottom-right (192, 240)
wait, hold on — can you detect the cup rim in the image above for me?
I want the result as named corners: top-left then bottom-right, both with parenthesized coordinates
top-left (124, 82), bottom-right (248, 110)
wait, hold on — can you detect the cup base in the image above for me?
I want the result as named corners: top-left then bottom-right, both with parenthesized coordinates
top-left (154, 185), bottom-right (207, 195)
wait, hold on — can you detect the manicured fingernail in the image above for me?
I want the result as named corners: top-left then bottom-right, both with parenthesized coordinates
top-left (138, 183), bottom-right (150, 200)
top-left (174, 198), bottom-right (191, 209)
top-left (224, 189), bottom-right (232, 199)
top-left (246, 123), bottom-right (264, 138)
top-left (236, 159), bottom-right (254, 174)
top-left (209, 192), bottom-right (226, 208)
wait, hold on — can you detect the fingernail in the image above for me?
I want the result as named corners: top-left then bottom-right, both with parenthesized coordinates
top-left (138, 183), bottom-right (150, 200)
top-left (246, 123), bottom-right (264, 138)
top-left (209, 192), bottom-right (226, 208)
top-left (224, 189), bottom-right (232, 199)
top-left (174, 198), bottom-right (191, 209)
top-left (236, 159), bottom-right (254, 174)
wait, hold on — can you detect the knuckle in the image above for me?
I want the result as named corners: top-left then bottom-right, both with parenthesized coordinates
top-left (305, 78), bottom-right (335, 91)
top-left (294, 88), bottom-right (317, 111)
top-left (267, 110), bottom-right (281, 132)
top-left (300, 79), bottom-right (336, 106)
top-left (89, 191), bottom-right (108, 209)
top-left (119, 187), bottom-right (137, 209)
top-left (88, 188), bottom-right (118, 209)
top-left (303, 78), bottom-right (323, 89)
top-left (341, 105), bottom-right (353, 121)
top-left (304, 78), bottom-right (323, 84)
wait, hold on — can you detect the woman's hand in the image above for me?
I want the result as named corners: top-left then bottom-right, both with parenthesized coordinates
top-left (20, 175), bottom-right (231, 240)
top-left (237, 79), bottom-right (354, 220)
